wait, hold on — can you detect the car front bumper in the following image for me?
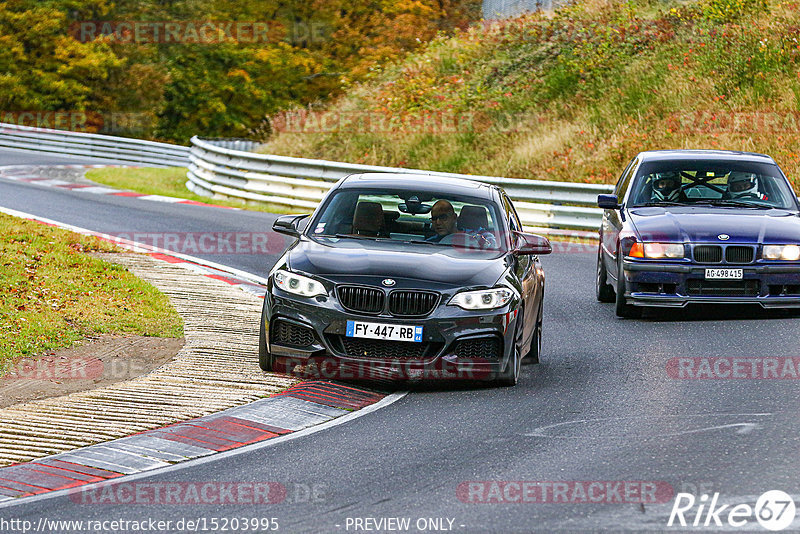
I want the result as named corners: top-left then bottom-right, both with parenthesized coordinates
top-left (622, 260), bottom-right (800, 308)
top-left (264, 290), bottom-right (520, 382)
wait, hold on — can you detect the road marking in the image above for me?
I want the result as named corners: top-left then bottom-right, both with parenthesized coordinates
top-left (0, 391), bottom-right (406, 510)
top-left (526, 413), bottom-right (771, 439)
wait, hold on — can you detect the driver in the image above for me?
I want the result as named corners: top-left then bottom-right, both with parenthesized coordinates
top-left (651, 171), bottom-right (682, 202)
top-left (427, 200), bottom-right (457, 242)
top-left (727, 172), bottom-right (767, 200)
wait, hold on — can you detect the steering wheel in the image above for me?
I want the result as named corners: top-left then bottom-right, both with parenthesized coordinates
top-left (437, 232), bottom-right (479, 247)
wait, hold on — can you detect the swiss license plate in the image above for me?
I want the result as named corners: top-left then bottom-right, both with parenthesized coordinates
top-left (705, 268), bottom-right (743, 280)
top-left (346, 321), bottom-right (423, 343)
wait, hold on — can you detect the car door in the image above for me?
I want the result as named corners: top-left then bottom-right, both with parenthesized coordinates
top-left (602, 157), bottom-right (637, 283)
top-left (503, 193), bottom-right (538, 346)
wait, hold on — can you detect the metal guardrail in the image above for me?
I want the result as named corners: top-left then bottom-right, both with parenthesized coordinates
top-left (0, 122), bottom-right (190, 167)
top-left (187, 136), bottom-right (612, 232)
top-left (483, 0), bottom-right (563, 19)
top-left (0, 122), bottom-right (610, 233)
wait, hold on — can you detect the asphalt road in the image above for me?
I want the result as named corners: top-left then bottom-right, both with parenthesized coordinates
top-left (2, 149), bottom-right (800, 532)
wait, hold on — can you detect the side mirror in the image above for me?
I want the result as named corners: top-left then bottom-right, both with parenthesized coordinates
top-left (597, 194), bottom-right (620, 209)
top-left (272, 214), bottom-right (310, 238)
top-left (513, 232), bottom-right (552, 256)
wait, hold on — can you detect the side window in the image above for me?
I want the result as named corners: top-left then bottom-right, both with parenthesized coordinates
top-left (614, 158), bottom-right (638, 200)
top-left (503, 195), bottom-right (521, 233)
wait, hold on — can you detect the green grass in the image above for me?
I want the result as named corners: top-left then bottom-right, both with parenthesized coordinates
top-left (0, 213), bottom-right (183, 370)
top-left (85, 167), bottom-right (295, 214)
top-left (260, 0), bottom-right (800, 191)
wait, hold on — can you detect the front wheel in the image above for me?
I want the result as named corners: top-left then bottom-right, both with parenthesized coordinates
top-left (596, 246), bottom-right (615, 303)
top-left (496, 311), bottom-right (523, 386)
top-left (258, 300), bottom-right (274, 371)
top-left (524, 301), bottom-right (542, 364)
top-left (615, 258), bottom-right (642, 319)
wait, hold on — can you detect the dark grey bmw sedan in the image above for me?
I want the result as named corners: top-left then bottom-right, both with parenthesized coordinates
top-left (260, 173), bottom-right (551, 386)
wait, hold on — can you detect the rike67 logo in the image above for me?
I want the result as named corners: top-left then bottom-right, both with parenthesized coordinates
top-left (668, 490), bottom-right (796, 531)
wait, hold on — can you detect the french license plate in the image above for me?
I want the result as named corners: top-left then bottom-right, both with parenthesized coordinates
top-left (346, 321), bottom-right (423, 343)
top-left (705, 268), bottom-right (743, 280)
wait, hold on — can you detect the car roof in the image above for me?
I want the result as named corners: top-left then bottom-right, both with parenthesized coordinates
top-left (635, 149), bottom-right (776, 163)
top-left (339, 172), bottom-right (496, 199)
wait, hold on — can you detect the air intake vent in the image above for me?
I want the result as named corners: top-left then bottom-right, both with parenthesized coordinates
top-left (694, 245), bottom-right (723, 263)
top-left (686, 280), bottom-right (759, 297)
top-left (337, 286), bottom-right (385, 314)
top-left (271, 320), bottom-right (315, 348)
top-left (451, 337), bottom-right (503, 360)
top-left (331, 336), bottom-right (441, 359)
top-left (388, 290), bottom-right (439, 317)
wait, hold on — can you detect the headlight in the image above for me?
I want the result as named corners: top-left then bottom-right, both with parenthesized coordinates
top-left (449, 288), bottom-right (514, 310)
top-left (629, 242), bottom-right (684, 259)
top-left (643, 243), bottom-right (685, 259)
top-left (763, 244), bottom-right (800, 261)
top-left (273, 270), bottom-right (327, 297)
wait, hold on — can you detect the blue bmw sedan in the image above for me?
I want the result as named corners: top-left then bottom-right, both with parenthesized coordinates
top-left (596, 150), bottom-right (800, 317)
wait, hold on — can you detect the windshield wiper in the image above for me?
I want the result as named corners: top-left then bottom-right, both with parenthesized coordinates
top-left (695, 200), bottom-right (771, 209)
top-left (331, 234), bottom-right (385, 240)
top-left (636, 201), bottom-right (687, 207)
top-left (402, 239), bottom-right (447, 246)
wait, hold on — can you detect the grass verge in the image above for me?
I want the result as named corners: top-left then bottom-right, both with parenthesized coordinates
top-left (0, 212), bottom-right (183, 370)
top-left (260, 0), bottom-right (800, 190)
top-left (85, 167), bottom-right (295, 214)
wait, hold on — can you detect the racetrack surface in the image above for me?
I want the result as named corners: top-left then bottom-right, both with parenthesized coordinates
top-left (2, 149), bottom-right (799, 532)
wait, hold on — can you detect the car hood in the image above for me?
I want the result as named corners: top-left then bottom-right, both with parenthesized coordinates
top-left (284, 237), bottom-right (507, 290)
top-left (628, 207), bottom-right (800, 243)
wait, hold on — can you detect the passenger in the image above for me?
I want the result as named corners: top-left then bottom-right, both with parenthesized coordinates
top-left (727, 172), bottom-right (767, 200)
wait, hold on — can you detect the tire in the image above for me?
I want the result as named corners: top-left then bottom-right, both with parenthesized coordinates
top-left (524, 301), bottom-right (542, 365)
top-left (496, 311), bottom-right (523, 386)
top-left (258, 300), bottom-right (274, 372)
top-left (596, 246), bottom-right (615, 303)
top-left (615, 258), bottom-right (642, 319)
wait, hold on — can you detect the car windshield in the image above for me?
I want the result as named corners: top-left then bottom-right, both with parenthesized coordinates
top-left (628, 160), bottom-right (798, 210)
top-left (307, 189), bottom-right (507, 252)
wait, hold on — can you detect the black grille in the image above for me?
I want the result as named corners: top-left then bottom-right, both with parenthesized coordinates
top-left (694, 245), bottom-right (723, 263)
top-left (332, 336), bottom-right (442, 359)
top-left (686, 280), bottom-right (759, 297)
top-left (388, 290), bottom-right (439, 317)
top-left (271, 320), bottom-right (315, 348)
top-left (337, 286), bottom-right (384, 314)
top-left (451, 337), bottom-right (503, 359)
top-left (725, 246), bottom-right (754, 264)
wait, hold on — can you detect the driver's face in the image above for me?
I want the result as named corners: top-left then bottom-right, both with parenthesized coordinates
top-left (655, 178), bottom-right (678, 191)
top-left (431, 201), bottom-right (457, 236)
